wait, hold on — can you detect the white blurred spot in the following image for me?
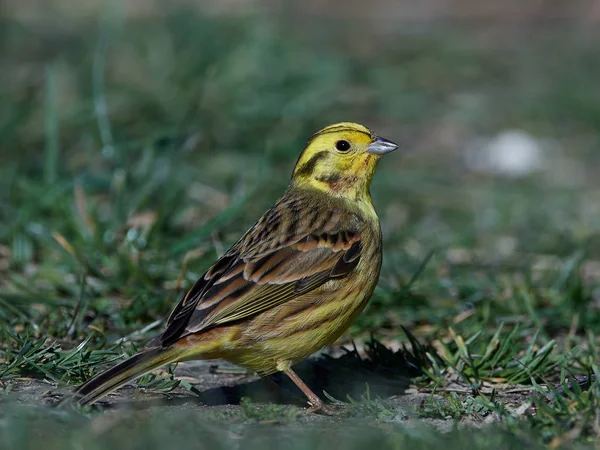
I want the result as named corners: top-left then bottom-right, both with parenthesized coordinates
top-left (465, 130), bottom-right (546, 177)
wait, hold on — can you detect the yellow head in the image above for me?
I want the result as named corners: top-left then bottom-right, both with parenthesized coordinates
top-left (291, 122), bottom-right (398, 200)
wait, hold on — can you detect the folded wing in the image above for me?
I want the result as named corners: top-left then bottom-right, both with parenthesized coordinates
top-left (158, 198), bottom-right (362, 347)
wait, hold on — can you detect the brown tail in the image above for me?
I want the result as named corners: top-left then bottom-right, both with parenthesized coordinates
top-left (72, 347), bottom-right (185, 406)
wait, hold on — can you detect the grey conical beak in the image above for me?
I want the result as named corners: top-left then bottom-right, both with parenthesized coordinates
top-left (367, 135), bottom-right (398, 155)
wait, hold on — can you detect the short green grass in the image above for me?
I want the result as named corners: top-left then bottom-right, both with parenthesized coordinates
top-left (2, 7), bottom-right (600, 449)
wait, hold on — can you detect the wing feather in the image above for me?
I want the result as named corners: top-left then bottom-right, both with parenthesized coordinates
top-left (158, 193), bottom-right (363, 347)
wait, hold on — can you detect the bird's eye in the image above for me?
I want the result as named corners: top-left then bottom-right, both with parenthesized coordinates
top-left (335, 140), bottom-right (351, 152)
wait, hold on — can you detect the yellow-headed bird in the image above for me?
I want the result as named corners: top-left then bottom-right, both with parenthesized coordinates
top-left (73, 122), bottom-right (398, 413)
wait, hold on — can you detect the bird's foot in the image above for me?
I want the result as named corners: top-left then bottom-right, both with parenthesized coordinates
top-left (304, 400), bottom-right (337, 416)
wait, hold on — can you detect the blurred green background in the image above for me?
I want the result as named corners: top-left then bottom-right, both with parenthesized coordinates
top-left (2, 0), bottom-right (600, 448)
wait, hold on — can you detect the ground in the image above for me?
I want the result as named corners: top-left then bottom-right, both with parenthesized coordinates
top-left (2, 6), bottom-right (600, 450)
top-left (3, 354), bottom-right (538, 442)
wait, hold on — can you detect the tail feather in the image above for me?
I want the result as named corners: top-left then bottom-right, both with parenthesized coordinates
top-left (73, 347), bottom-right (184, 406)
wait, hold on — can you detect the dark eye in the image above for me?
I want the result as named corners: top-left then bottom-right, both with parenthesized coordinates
top-left (335, 140), bottom-right (351, 152)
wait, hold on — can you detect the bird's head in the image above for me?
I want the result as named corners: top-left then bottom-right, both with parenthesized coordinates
top-left (291, 122), bottom-right (398, 200)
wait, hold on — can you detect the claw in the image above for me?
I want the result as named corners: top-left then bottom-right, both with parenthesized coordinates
top-left (304, 400), bottom-right (336, 416)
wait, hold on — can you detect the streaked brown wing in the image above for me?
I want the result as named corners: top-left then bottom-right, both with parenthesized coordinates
top-left (158, 198), bottom-right (362, 347)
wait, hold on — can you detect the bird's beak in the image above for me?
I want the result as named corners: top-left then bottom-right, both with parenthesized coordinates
top-left (367, 136), bottom-right (398, 155)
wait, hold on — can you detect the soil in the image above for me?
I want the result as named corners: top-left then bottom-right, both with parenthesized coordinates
top-left (2, 353), bottom-right (536, 431)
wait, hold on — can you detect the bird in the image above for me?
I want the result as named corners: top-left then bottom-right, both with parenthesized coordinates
top-left (72, 122), bottom-right (398, 413)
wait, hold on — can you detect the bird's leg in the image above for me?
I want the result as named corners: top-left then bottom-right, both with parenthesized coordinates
top-left (283, 368), bottom-right (334, 415)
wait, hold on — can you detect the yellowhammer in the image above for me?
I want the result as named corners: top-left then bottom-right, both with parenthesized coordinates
top-left (73, 122), bottom-right (398, 412)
